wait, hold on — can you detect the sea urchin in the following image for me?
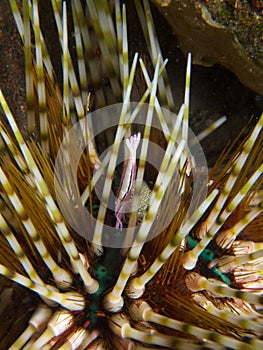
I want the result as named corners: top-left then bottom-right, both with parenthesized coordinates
top-left (0, 1), bottom-right (263, 349)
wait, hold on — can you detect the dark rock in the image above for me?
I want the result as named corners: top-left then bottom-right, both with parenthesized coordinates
top-left (152, 0), bottom-right (263, 95)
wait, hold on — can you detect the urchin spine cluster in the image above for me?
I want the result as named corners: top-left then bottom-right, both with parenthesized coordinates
top-left (0, 1), bottom-right (262, 349)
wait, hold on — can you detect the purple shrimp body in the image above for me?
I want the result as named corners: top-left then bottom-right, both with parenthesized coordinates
top-left (115, 133), bottom-right (141, 230)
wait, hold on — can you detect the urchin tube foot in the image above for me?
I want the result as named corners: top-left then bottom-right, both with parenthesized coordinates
top-left (185, 272), bottom-right (206, 292)
top-left (62, 292), bottom-right (86, 311)
top-left (53, 268), bottom-right (72, 289)
top-left (127, 279), bottom-right (145, 299)
top-left (103, 292), bottom-right (124, 312)
top-left (182, 248), bottom-right (199, 270)
top-left (84, 279), bottom-right (99, 294)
